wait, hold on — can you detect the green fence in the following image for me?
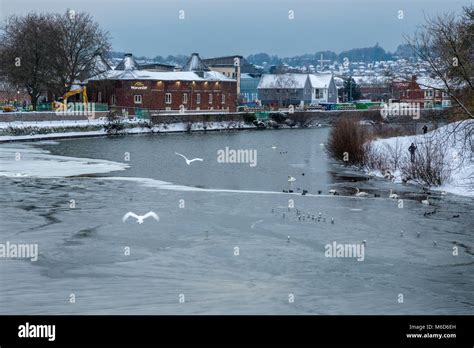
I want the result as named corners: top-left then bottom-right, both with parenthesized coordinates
top-left (135, 108), bottom-right (150, 119)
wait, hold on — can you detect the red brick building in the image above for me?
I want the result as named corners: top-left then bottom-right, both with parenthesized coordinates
top-left (392, 75), bottom-right (451, 108)
top-left (87, 53), bottom-right (237, 114)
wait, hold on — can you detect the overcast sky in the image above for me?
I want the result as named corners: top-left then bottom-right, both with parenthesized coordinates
top-left (0, 0), bottom-right (470, 58)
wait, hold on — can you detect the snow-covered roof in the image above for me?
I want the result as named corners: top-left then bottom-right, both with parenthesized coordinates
top-left (353, 75), bottom-right (389, 86)
top-left (308, 73), bottom-right (333, 88)
top-left (258, 73), bottom-right (333, 89)
top-left (182, 53), bottom-right (210, 72)
top-left (258, 74), bottom-right (309, 89)
top-left (416, 77), bottom-right (446, 90)
top-left (88, 69), bottom-right (235, 82)
top-left (115, 54), bottom-right (138, 70)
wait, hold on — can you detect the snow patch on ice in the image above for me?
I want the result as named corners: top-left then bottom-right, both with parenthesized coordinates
top-left (0, 144), bottom-right (129, 178)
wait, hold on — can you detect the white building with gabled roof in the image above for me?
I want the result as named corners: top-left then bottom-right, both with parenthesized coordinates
top-left (257, 73), bottom-right (337, 106)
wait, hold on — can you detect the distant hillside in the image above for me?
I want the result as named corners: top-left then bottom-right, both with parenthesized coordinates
top-left (338, 44), bottom-right (393, 62)
top-left (108, 43), bottom-right (408, 70)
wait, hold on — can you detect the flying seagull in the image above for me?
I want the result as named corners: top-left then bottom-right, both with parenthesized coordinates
top-left (175, 152), bottom-right (203, 165)
top-left (122, 211), bottom-right (160, 224)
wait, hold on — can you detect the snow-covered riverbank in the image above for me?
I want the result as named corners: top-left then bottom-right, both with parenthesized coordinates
top-left (366, 121), bottom-right (473, 197)
top-left (0, 119), bottom-right (257, 142)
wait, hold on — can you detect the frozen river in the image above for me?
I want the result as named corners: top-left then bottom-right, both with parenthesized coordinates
top-left (0, 128), bottom-right (473, 314)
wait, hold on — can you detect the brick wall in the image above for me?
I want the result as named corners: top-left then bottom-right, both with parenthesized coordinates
top-left (88, 79), bottom-right (237, 114)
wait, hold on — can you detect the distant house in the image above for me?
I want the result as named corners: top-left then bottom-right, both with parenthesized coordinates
top-left (353, 76), bottom-right (391, 101)
top-left (240, 73), bottom-right (261, 103)
top-left (114, 53), bottom-right (177, 72)
top-left (308, 74), bottom-right (338, 104)
top-left (202, 55), bottom-right (261, 96)
top-left (257, 73), bottom-right (337, 107)
top-left (393, 75), bottom-right (451, 108)
top-left (416, 77), bottom-right (451, 108)
top-left (139, 63), bottom-right (177, 72)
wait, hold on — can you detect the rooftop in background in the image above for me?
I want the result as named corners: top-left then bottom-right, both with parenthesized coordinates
top-left (258, 73), bottom-right (333, 89)
top-left (114, 53), bottom-right (138, 70)
top-left (88, 69), bottom-right (235, 82)
top-left (182, 53), bottom-right (210, 72)
top-left (202, 55), bottom-right (262, 74)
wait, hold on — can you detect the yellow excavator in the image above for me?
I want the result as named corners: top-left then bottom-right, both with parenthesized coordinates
top-left (53, 86), bottom-right (88, 111)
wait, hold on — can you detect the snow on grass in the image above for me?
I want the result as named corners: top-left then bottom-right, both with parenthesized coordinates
top-left (366, 120), bottom-right (473, 197)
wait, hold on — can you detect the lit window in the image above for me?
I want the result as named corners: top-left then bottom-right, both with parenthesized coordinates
top-left (165, 93), bottom-right (172, 104)
top-left (134, 95), bottom-right (142, 104)
top-left (221, 94), bottom-right (225, 104)
top-left (209, 93), bottom-right (213, 104)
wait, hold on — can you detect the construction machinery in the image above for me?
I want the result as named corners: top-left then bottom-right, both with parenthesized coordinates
top-left (53, 86), bottom-right (88, 111)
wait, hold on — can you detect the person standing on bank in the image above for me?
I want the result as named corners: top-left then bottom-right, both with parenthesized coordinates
top-left (408, 143), bottom-right (417, 163)
top-left (422, 125), bottom-right (428, 134)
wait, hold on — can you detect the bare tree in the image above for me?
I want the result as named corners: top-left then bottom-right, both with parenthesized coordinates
top-left (46, 11), bottom-right (111, 97)
top-left (402, 6), bottom-right (473, 155)
top-left (404, 6), bottom-right (473, 119)
top-left (0, 14), bottom-right (54, 110)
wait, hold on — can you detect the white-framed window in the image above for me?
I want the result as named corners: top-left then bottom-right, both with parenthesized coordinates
top-left (196, 93), bottom-right (201, 104)
top-left (165, 93), bottom-right (172, 104)
top-left (209, 93), bottom-right (213, 104)
top-left (221, 93), bottom-right (225, 104)
top-left (182, 93), bottom-right (188, 104)
top-left (98, 92), bottom-right (102, 103)
top-left (111, 94), bottom-right (116, 105)
top-left (134, 95), bottom-right (142, 104)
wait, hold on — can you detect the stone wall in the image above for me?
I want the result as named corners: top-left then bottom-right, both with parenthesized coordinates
top-left (0, 111), bottom-right (109, 122)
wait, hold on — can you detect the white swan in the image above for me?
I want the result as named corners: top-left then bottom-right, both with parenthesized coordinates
top-left (122, 211), bottom-right (159, 224)
top-left (355, 188), bottom-right (368, 197)
top-left (329, 189), bottom-right (337, 195)
top-left (389, 189), bottom-right (398, 199)
top-left (175, 152), bottom-right (203, 165)
top-left (421, 197), bottom-right (430, 205)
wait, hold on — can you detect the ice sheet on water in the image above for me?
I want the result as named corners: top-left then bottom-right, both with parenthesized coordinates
top-left (0, 143), bottom-right (129, 178)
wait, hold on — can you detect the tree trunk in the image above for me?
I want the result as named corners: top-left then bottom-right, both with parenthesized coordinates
top-left (30, 93), bottom-right (38, 111)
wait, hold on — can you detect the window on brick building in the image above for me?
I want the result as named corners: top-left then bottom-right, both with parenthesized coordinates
top-left (196, 93), bottom-right (201, 104)
top-left (98, 92), bottom-right (102, 103)
top-left (221, 94), bottom-right (225, 104)
top-left (111, 94), bottom-right (116, 105)
top-left (165, 93), bottom-right (172, 104)
top-left (134, 95), bottom-right (142, 104)
top-left (183, 93), bottom-right (188, 104)
top-left (209, 93), bottom-right (213, 104)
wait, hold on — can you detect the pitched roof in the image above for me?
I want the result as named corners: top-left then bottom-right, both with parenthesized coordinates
top-left (182, 53), bottom-right (210, 72)
top-left (88, 69), bottom-right (235, 82)
top-left (258, 73), bottom-right (334, 89)
top-left (308, 73), bottom-right (333, 88)
top-left (258, 74), bottom-right (309, 89)
top-left (114, 53), bottom-right (139, 70)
